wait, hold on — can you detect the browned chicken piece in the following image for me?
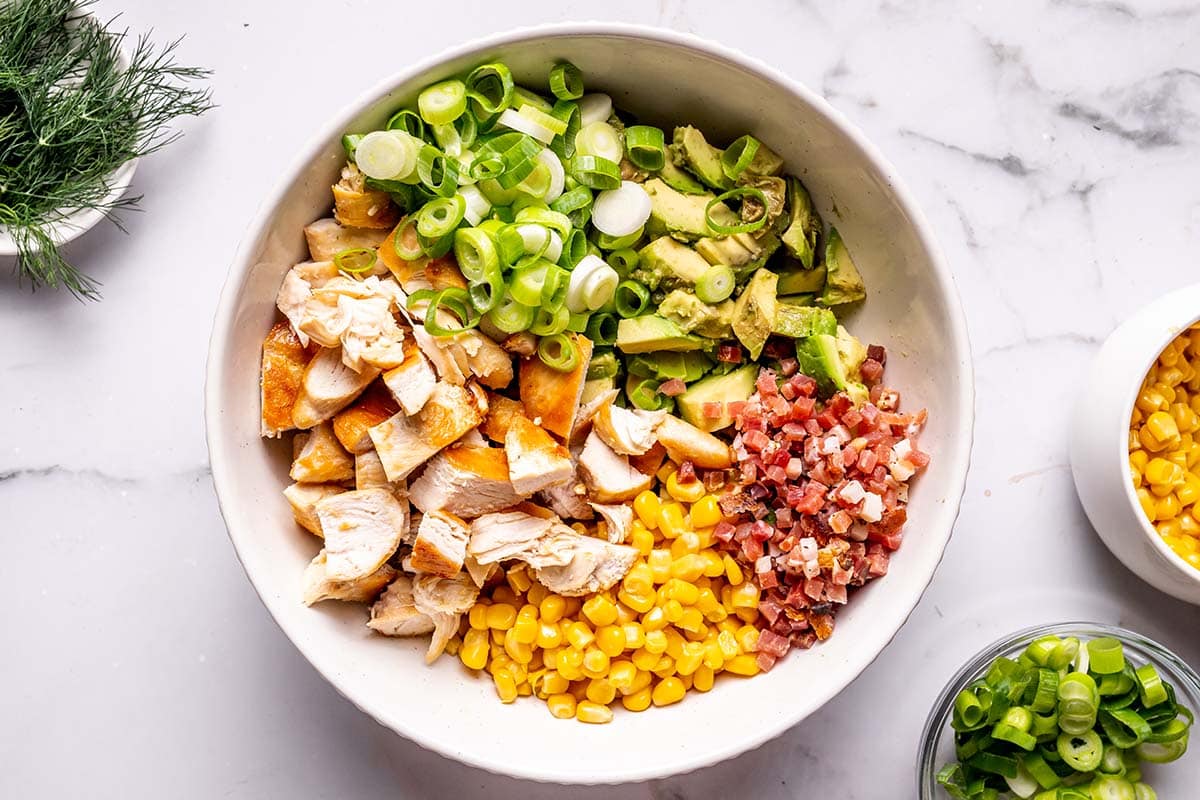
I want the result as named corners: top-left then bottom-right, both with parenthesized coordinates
top-left (408, 444), bottom-right (524, 516)
top-left (304, 217), bottom-right (389, 263)
top-left (569, 387), bottom-right (619, 447)
top-left (276, 261), bottom-right (341, 347)
top-left (460, 332), bottom-right (514, 390)
top-left (379, 219), bottom-right (468, 290)
top-left (463, 553), bottom-right (498, 588)
top-left (290, 421), bottom-right (355, 483)
top-left (593, 402), bottom-right (666, 456)
top-left (479, 393), bottom-right (526, 443)
top-left (409, 325), bottom-right (467, 385)
top-left (538, 476), bottom-right (595, 521)
top-left (383, 337), bottom-right (436, 415)
top-left (577, 431), bottom-right (654, 503)
top-left (411, 572), bottom-right (479, 663)
top-left (505, 414), bottom-right (573, 495)
top-left (656, 414), bottom-right (734, 469)
top-left (590, 502), bottom-right (634, 544)
top-left (332, 382), bottom-right (399, 454)
top-left (502, 331), bottom-right (538, 357)
top-left (367, 382), bottom-right (485, 481)
top-left (299, 276), bottom-right (408, 372)
top-left (629, 441), bottom-right (668, 477)
top-left (261, 322), bottom-right (312, 437)
top-left (293, 346), bottom-right (380, 430)
top-left (354, 449), bottom-right (393, 491)
top-left (282, 482), bottom-right (345, 536)
top-left (332, 164), bottom-right (400, 230)
top-left (410, 509), bottom-right (471, 578)
top-left (367, 575), bottom-right (436, 636)
top-left (302, 550), bottom-right (396, 605)
top-left (315, 488), bottom-right (407, 581)
top-left (518, 333), bottom-right (593, 440)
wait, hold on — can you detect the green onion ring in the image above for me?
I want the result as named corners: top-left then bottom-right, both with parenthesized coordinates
top-left (695, 264), bottom-right (735, 304)
top-left (424, 287), bottom-right (479, 336)
top-left (392, 216), bottom-right (424, 261)
top-left (486, 293), bottom-right (536, 333)
top-left (333, 247), bottom-right (377, 275)
top-left (549, 99), bottom-right (582, 160)
top-left (705, 187), bottom-right (768, 234)
top-left (540, 264), bottom-right (570, 311)
top-left (386, 108), bottom-right (425, 139)
top-left (466, 63), bottom-right (514, 116)
top-left (585, 312), bottom-right (618, 345)
top-left (536, 333), bottom-right (580, 372)
top-left (416, 195), bottom-right (466, 239)
top-left (529, 305), bottom-right (570, 336)
top-left (568, 154), bottom-right (621, 190)
top-left (548, 61), bottom-right (584, 100)
top-left (417, 145), bottom-right (460, 198)
top-left (605, 247), bottom-right (639, 278)
top-left (453, 227), bottom-right (499, 281)
top-left (624, 125), bottom-right (666, 171)
top-left (613, 280), bottom-right (650, 318)
top-left (720, 134), bottom-right (760, 179)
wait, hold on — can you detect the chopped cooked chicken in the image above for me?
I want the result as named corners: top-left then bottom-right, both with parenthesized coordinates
top-left (382, 337), bottom-right (436, 415)
top-left (411, 571), bottom-right (479, 663)
top-left (367, 382), bottom-right (485, 481)
top-left (590, 502), bottom-right (634, 544)
top-left (293, 346), bottom-right (380, 430)
top-left (502, 331), bottom-right (538, 357)
top-left (298, 275), bottom-right (408, 372)
top-left (366, 575), bottom-right (435, 636)
top-left (304, 217), bottom-right (388, 262)
top-left (408, 443), bottom-right (524, 516)
top-left (532, 532), bottom-right (638, 596)
top-left (355, 449), bottom-right (399, 492)
top-left (332, 164), bottom-right (400, 230)
top-left (410, 509), bottom-right (471, 578)
top-left (282, 482), bottom-right (345, 536)
top-left (629, 441), bottom-right (668, 476)
top-left (290, 421), bottom-right (355, 483)
top-left (480, 393), bottom-right (526, 443)
top-left (458, 332), bottom-right (514, 390)
top-left (261, 321), bottom-right (312, 437)
top-left (518, 333), bottom-right (593, 439)
top-left (315, 488), bottom-right (407, 580)
top-left (570, 387), bottom-right (619, 447)
top-left (505, 414), bottom-right (573, 495)
top-left (467, 510), bottom-right (558, 565)
top-left (405, 511), bottom-right (421, 546)
top-left (410, 325), bottom-right (467, 384)
top-left (276, 261), bottom-right (340, 346)
top-left (538, 474), bottom-right (595, 521)
top-left (332, 382), bottom-right (399, 454)
top-left (593, 402), bottom-right (666, 456)
top-left (577, 431), bottom-right (653, 503)
top-left (378, 218), bottom-right (468, 289)
top-left (656, 414), bottom-right (734, 469)
top-left (463, 553), bottom-right (498, 588)
top-left (302, 549), bottom-right (396, 605)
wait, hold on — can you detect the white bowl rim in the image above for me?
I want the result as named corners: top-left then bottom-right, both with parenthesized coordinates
top-left (204, 21), bottom-right (976, 783)
top-left (1114, 287), bottom-right (1200, 585)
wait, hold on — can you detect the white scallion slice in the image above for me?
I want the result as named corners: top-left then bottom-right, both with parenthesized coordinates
top-left (565, 254), bottom-right (608, 313)
top-left (582, 264), bottom-right (619, 311)
top-left (516, 223), bottom-right (550, 255)
top-left (575, 121), bottom-right (624, 164)
top-left (432, 123), bottom-right (462, 157)
top-left (578, 93), bottom-right (613, 126)
top-left (591, 180), bottom-right (651, 237)
top-left (354, 130), bottom-right (419, 181)
top-left (544, 230), bottom-right (563, 264)
top-left (497, 108), bottom-right (555, 144)
top-left (458, 185), bottom-right (492, 226)
top-left (538, 148), bottom-right (565, 201)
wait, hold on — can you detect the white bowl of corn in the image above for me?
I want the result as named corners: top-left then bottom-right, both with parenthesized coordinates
top-left (1071, 282), bottom-right (1200, 605)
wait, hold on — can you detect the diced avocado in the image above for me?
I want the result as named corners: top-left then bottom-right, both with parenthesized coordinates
top-left (836, 325), bottom-right (868, 377)
top-left (730, 269), bottom-right (777, 360)
top-left (677, 364), bottom-right (758, 432)
top-left (772, 305), bottom-right (837, 339)
top-left (643, 178), bottom-right (737, 242)
top-left (627, 350), bottom-right (713, 383)
top-left (779, 293), bottom-right (816, 307)
top-left (658, 290), bottom-right (735, 339)
top-left (616, 315), bottom-right (705, 354)
top-left (781, 176), bottom-right (822, 269)
top-left (695, 231), bottom-right (764, 269)
top-left (795, 334), bottom-right (847, 397)
top-left (580, 376), bottom-right (617, 405)
top-left (731, 231), bottom-right (781, 284)
top-left (657, 158), bottom-right (708, 195)
top-left (737, 174), bottom-right (788, 232)
top-left (746, 142), bottom-right (785, 177)
top-left (819, 227), bottom-right (866, 306)
top-left (586, 349), bottom-right (620, 381)
top-left (671, 126), bottom-right (731, 190)
top-left (634, 235), bottom-right (712, 290)
top-left (776, 262), bottom-right (827, 295)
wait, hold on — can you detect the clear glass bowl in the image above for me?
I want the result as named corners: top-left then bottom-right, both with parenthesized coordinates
top-left (917, 622), bottom-right (1200, 798)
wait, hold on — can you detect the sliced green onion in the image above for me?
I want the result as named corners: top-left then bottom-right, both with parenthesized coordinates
top-left (453, 227), bottom-right (499, 281)
top-left (628, 377), bottom-right (668, 411)
top-left (625, 125), bottom-right (666, 171)
top-left (470, 153), bottom-right (506, 181)
top-left (333, 247), bottom-right (377, 275)
top-left (606, 248), bottom-right (639, 278)
top-left (568, 154), bottom-right (622, 190)
top-left (417, 145), bottom-right (460, 198)
top-left (567, 311), bottom-right (590, 333)
top-left (1058, 672), bottom-right (1100, 735)
top-left (498, 107), bottom-right (555, 144)
top-left (540, 264), bottom-right (570, 311)
top-left (418, 79), bottom-right (468, 125)
top-left (520, 104), bottom-right (569, 137)
top-left (494, 137), bottom-right (543, 189)
top-left (592, 180), bottom-right (652, 237)
top-left (1020, 753), bottom-right (1061, 790)
top-left (1099, 709), bottom-right (1153, 748)
top-left (705, 187), bottom-right (768, 234)
top-left (537, 333), bottom-right (581, 372)
top-left (560, 228), bottom-right (589, 269)
top-left (457, 185), bottom-right (492, 226)
top-left (417, 228), bottom-right (456, 259)
top-left (424, 287), bottom-right (479, 336)
top-left (341, 133), bottom-right (363, 160)
top-left (529, 305), bottom-right (570, 336)
top-left (515, 206), bottom-right (572, 239)
top-left (1135, 665), bottom-right (1168, 708)
top-left (549, 61), bottom-right (584, 100)
top-left (695, 264), bottom-right (735, 303)
top-left (1089, 638), bottom-right (1127, 675)
top-left (549, 99), bottom-right (582, 160)
top-left (575, 121), bottom-right (624, 163)
top-left (594, 226), bottom-right (643, 251)
top-left (354, 130), bottom-right (420, 181)
top-left (512, 86), bottom-right (554, 114)
top-left (465, 63), bottom-right (514, 116)
top-left (1090, 776), bottom-right (1137, 800)
top-left (392, 216), bottom-right (424, 261)
top-left (468, 271), bottom-right (504, 314)
top-left (720, 134), bottom-right (760, 179)
top-left (993, 722), bottom-right (1038, 751)
top-left (966, 751), bottom-right (1019, 778)
top-left (386, 108), bottom-right (426, 139)
top-left (509, 263), bottom-right (549, 307)
top-left (486, 293), bottom-right (536, 333)
top-left (550, 184), bottom-right (593, 217)
top-left (585, 312), bottom-right (618, 345)
top-left (613, 280), bottom-right (650, 318)
top-left (1057, 730), bottom-right (1103, 771)
top-left (578, 93), bottom-right (612, 126)
top-left (416, 194), bottom-right (466, 239)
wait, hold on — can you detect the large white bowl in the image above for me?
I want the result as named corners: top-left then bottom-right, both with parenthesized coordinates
top-left (205, 23), bottom-right (974, 784)
top-left (1071, 283), bottom-right (1200, 605)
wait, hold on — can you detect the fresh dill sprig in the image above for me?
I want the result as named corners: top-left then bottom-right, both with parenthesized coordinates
top-left (0, 0), bottom-right (212, 299)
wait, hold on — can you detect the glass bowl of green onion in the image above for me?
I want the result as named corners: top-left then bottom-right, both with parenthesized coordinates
top-left (918, 623), bottom-right (1199, 800)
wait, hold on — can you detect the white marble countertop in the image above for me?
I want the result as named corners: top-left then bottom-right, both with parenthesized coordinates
top-left (4, 1), bottom-right (1200, 797)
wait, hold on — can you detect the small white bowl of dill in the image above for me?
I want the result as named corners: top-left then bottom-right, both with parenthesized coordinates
top-left (0, 0), bottom-right (210, 299)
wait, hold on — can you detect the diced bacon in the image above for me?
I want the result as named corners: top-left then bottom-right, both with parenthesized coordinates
top-left (759, 597), bottom-right (783, 626)
top-left (780, 381), bottom-right (796, 401)
top-left (765, 464), bottom-right (787, 485)
top-left (837, 480), bottom-right (866, 505)
top-left (741, 537), bottom-right (764, 561)
top-left (830, 559), bottom-right (852, 585)
top-left (789, 374), bottom-right (817, 397)
top-left (755, 555), bottom-right (774, 574)
top-left (758, 569), bottom-right (779, 589)
top-left (717, 344), bottom-right (743, 363)
top-left (702, 401), bottom-right (725, 419)
top-left (785, 458), bottom-right (804, 480)
top-left (660, 378), bottom-right (686, 397)
top-left (756, 628), bottom-right (791, 658)
top-left (756, 651), bottom-right (778, 672)
top-left (677, 460), bottom-right (696, 484)
top-left (743, 429), bottom-right (771, 452)
top-left (866, 550), bottom-right (890, 576)
top-left (825, 583), bottom-right (848, 604)
top-left (756, 369), bottom-right (778, 396)
top-left (779, 358), bottom-right (798, 377)
top-left (866, 344), bottom-right (887, 364)
top-left (858, 448), bottom-right (878, 473)
top-left (908, 448), bottom-right (931, 468)
top-left (803, 577), bottom-right (825, 600)
top-left (859, 492), bottom-right (884, 522)
top-left (860, 358), bottom-right (884, 383)
top-left (829, 510), bottom-right (854, 534)
top-left (713, 521), bottom-right (736, 543)
top-left (728, 400), bottom-right (747, 417)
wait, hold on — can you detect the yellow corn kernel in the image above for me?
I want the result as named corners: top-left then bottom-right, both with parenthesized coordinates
top-left (1137, 388), bottom-right (1167, 414)
top-left (486, 603), bottom-right (517, 630)
top-left (675, 641), bottom-right (706, 676)
top-left (1179, 472), bottom-right (1200, 506)
top-left (724, 654), bottom-right (761, 676)
top-left (1155, 493), bottom-right (1182, 521)
top-left (670, 531), bottom-right (701, 559)
top-left (526, 581), bottom-right (548, 607)
top-left (666, 471), bottom-right (706, 503)
top-left (704, 640), bottom-right (726, 670)
top-left (491, 628), bottom-right (506, 645)
top-left (700, 551), bottom-right (726, 578)
top-left (651, 655), bottom-right (676, 678)
top-left (662, 599), bottom-right (685, 623)
top-left (690, 495), bottom-right (723, 528)
top-left (539, 594), bottom-right (566, 624)
top-left (658, 503), bottom-right (687, 539)
top-left (622, 622), bottom-right (646, 650)
top-left (565, 620), bottom-right (595, 650)
top-left (608, 660), bottom-right (637, 693)
top-left (632, 647), bottom-right (660, 671)
top-left (670, 554), bottom-right (706, 582)
top-left (693, 664), bottom-right (715, 692)
top-left (665, 578), bottom-right (700, 606)
top-left (678, 607), bottom-right (706, 634)
top-left (630, 523), bottom-right (655, 556)
top-left (575, 700), bottom-right (613, 724)
top-left (468, 604), bottom-right (490, 630)
top-left (648, 549), bottom-right (673, 583)
top-left (644, 630), bottom-right (668, 654)
top-left (546, 692), bottom-right (576, 719)
top-left (736, 625), bottom-right (760, 653)
top-left (664, 628), bottom-right (687, 660)
top-left (730, 582), bottom-right (760, 609)
top-left (1130, 449), bottom-right (1149, 470)
top-left (615, 601), bottom-right (638, 624)
top-left (557, 648), bottom-right (584, 680)
top-left (1145, 457), bottom-right (1183, 487)
top-left (582, 595), bottom-right (619, 627)
top-left (736, 608), bottom-right (760, 624)
top-left (536, 621), bottom-right (564, 649)
top-left (513, 615), bottom-right (538, 645)
top-left (1130, 463), bottom-right (1144, 487)
top-left (652, 676), bottom-right (686, 706)
top-left (703, 603), bottom-right (729, 624)
top-left (642, 605), bottom-right (669, 632)
top-left (1136, 487), bottom-right (1156, 519)
top-left (634, 490), bottom-right (661, 528)
top-left (1157, 519), bottom-right (1184, 540)
top-left (623, 686), bottom-right (653, 712)
top-left (723, 554), bottom-right (744, 586)
top-left (582, 646), bottom-right (610, 679)
top-left (1145, 411), bottom-right (1181, 448)
top-left (586, 678), bottom-right (617, 705)
top-left (506, 566), bottom-right (532, 594)
top-left (516, 681), bottom-right (532, 697)
top-left (493, 669), bottom-right (518, 703)
top-left (542, 670), bottom-right (570, 695)
top-left (623, 562), bottom-right (654, 595)
top-left (460, 628), bottom-right (490, 670)
top-left (1180, 512), bottom-right (1200, 536)
top-left (504, 629), bottom-right (533, 664)
top-left (596, 625), bottom-right (626, 658)
top-left (695, 588), bottom-right (721, 615)
top-left (619, 588), bottom-right (656, 614)
top-left (490, 586), bottom-right (518, 605)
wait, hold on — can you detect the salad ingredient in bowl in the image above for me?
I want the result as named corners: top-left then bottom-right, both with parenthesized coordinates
top-left (260, 57), bottom-right (930, 721)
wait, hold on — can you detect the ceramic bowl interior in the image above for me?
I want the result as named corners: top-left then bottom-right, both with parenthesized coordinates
top-left (205, 23), bottom-right (974, 783)
top-left (918, 622), bottom-right (1200, 798)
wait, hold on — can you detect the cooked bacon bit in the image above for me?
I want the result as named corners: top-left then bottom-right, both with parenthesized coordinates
top-left (756, 628), bottom-right (791, 658)
top-left (756, 651), bottom-right (778, 672)
top-left (756, 369), bottom-right (778, 397)
top-left (677, 460), bottom-right (697, 484)
top-left (779, 358), bottom-right (798, 377)
top-left (860, 358), bottom-right (884, 384)
top-left (703, 469), bottom-right (727, 493)
top-left (866, 344), bottom-right (886, 365)
top-left (700, 401), bottom-right (725, 420)
top-left (717, 344), bottom-right (743, 363)
top-left (658, 378), bottom-right (686, 397)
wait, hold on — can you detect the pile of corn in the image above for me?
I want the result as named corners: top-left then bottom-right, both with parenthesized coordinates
top-left (448, 469), bottom-right (762, 723)
top-left (1129, 323), bottom-right (1200, 569)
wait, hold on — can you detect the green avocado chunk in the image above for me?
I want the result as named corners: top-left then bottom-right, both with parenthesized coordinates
top-left (658, 289), bottom-right (735, 339)
top-left (616, 315), bottom-right (705, 354)
top-left (677, 364), bottom-right (758, 432)
top-left (586, 349), bottom-right (620, 381)
top-left (795, 334), bottom-right (846, 397)
top-left (634, 235), bottom-right (712, 290)
top-left (656, 158), bottom-right (708, 194)
top-left (643, 178), bottom-right (738, 242)
top-left (780, 176), bottom-right (822, 269)
top-left (694, 231), bottom-right (765, 269)
top-left (772, 305), bottom-right (837, 339)
top-left (627, 350), bottom-right (712, 383)
top-left (671, 126), bottom-right (731, 190)
top-left (730, 268), bottom-right (777, 360)
top-left (580, 376), bottom-right (617, 405)
top-left (776, 262), bottom-right (827, 295)
top-left (746, 141), bottom-right (785, 177)
top-left (820, 227), bottom-right (866, 306)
